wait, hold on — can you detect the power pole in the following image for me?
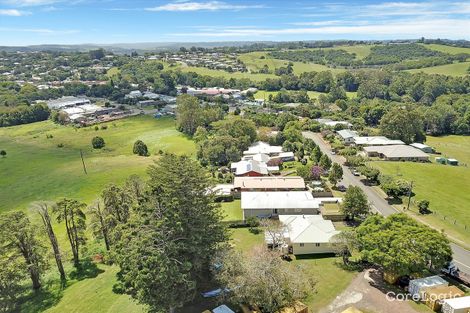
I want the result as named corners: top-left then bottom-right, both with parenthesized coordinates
top-left (80, 150), bottom-right (88, 175)
top-left (406, 181), bottom-right (414, 211)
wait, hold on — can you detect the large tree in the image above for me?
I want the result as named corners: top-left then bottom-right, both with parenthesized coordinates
top-left (114, 154), bottom-right (227, 312)
top-left (33, 202), bottom-right (66, 282)
top-left (355, 214), bottom-right (452, 276)
top-left (0, 211), bottom-right (47, 290)
top-left (54, 198), bottom-right (87, 268)
top-left (328, 163), bottom-right (343, 186)
top-left (176, 94), bottom-right (203, 136)
top-left (379, 106), bottom-right (426, 144)
top-left (341, 186), bottom-right (370, 220)
top-left (215, 247), bottom-right (315, 312)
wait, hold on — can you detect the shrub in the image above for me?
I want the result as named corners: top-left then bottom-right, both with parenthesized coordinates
top-left (57, 143), bottom-right (64, 148)
top-left (92, 136), bottom-right (105, 149)
top-left (418, 200), bottom-right (431, 214)
top-left (133, 140), bottom-right (149, 156)
top-left (101, 125), bottom-right (108, 130)
top-left (94, 125), bottom-right (99, 131)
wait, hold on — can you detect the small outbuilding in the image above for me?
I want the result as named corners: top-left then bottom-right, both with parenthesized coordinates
top-left (408, 275), bottom-right (448, 300)
top-left (423, 285), bottom-right (465, 312)
top-left (447, 158), bottom-right (459, 166)
top-left (441, 296), bottom-right (470, 313)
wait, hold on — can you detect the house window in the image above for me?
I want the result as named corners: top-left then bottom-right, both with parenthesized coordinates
top-left (315, 243), bottom-right (321, 247)
top-left (299, 243), bottom-right (304, 247)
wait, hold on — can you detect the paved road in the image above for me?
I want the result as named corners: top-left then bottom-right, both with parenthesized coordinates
top-left (303, 131), bottom-right (470, 276)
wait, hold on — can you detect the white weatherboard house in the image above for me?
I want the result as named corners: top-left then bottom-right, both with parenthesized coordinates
top-left (442, 296), bottom-right (470, 313)
top-left (241, 191), bottom-right (320, 219)
top-left (336, 129), bottom-right (358, 144)
top-left (275, 215), bottom-right (340, 255)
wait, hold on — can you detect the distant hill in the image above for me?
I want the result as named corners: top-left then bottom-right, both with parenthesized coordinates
top-left (0, 39), bottom-right (468, 54)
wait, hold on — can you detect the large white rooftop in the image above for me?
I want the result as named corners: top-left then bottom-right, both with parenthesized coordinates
top-left (443, 296), bottom-right (470, 309)
top-left (354, 136), bottom-right (405, 146)
top-left (243, 141), bottom-right (283, 156)
top-left (279, 215), bottom-right (340, 243)
top-left (241, 191), bottom-right (320, 210)
top-left (363, 145), bottom-right (429, 159)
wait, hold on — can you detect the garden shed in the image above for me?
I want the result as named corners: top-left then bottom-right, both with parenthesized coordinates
top-left (408, 275), bottom-right (448, 299)
top-left (442, 296), bottom-right (470, 313)
top-left (213, 305), bottom-right (235, 313)
top-left (423, 285), bottom-right (465, 312)
top-left (447, 158), bottom-right (459, 166)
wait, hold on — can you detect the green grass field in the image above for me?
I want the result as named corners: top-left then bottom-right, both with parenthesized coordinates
top-left (407, 61), bottom-right (470, 76)
top-left (371, 135), bottom-right (470, 245)
top-left (422, 43), bottom-right (470, 55)
top-left (42, 265), bottom-right (144, 313)
top-left (239, 51), bottom-right (346, 76)
top-left (0, 116), bottom-right (196, 212)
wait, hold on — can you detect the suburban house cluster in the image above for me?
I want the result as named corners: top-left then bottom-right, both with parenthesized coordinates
top-left (218, 141), bottom-right (342, 255)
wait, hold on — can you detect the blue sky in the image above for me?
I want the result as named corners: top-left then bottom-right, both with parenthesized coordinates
top-left (0, 0), bottom-right (469, 45)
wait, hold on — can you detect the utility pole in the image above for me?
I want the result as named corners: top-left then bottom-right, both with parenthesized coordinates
top-left (406, 181), bottom-right (414, 210)
top-left (80, 149), bottom-right (88, 175)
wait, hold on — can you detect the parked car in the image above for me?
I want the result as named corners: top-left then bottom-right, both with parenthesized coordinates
top-left (352, 170), bottom-right (360, 176)
top-left (337, 185), bottom-right (347, 192)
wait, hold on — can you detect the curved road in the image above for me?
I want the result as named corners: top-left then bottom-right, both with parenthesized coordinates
top-left (303, 131), bottom-right (470, 276)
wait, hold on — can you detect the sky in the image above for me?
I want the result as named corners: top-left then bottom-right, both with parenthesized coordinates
top-left (0, 0), bottom-right (469, 46)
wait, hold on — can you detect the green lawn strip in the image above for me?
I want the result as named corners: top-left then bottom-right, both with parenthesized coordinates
top-left (220, 200), bottom-right (242, 221)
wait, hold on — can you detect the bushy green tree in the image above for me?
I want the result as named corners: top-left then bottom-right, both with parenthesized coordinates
top-left (328, 163), bottom-right (343, 186)
top-left (355, 214), bottom-right (452, 276)
top-left (341, 186), bottom-right (369, 220)
top-left (92, 136), bottom-right (105, 149)
top-left (133, 140), bottom-right (148, 156)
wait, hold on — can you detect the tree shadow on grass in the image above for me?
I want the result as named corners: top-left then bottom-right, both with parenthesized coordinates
top-left (386, 197), bottom-right (403, 205)
top-left (17, 280), bottom-right (64, 313)
top-left (68, 260), bottom-right (104, 281)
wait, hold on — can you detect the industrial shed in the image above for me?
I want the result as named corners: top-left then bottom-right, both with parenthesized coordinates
top-left (363, 145), bottom-right (429, 162)
top-left (423, 285), bottom-right (465, 312)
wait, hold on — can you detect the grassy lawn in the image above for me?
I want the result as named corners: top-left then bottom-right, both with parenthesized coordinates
top-left (26, 264), bottom-right (145, 313)
top-left (220, 200), bottom-right (242, 221)
top-left (407, 61), bottom-right (470, 76)
top-left (0, 116), bottom-right (196, 212)
top-left (238, 51), bottom-right (346, 76)
top-left (370, 136), bottom-right (470, 245)
top-left (422, 43), bottom-right (470, 55)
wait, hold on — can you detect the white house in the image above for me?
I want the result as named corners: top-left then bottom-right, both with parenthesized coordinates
top-left (230, 159), bottom-right (278, 176)
top-left (243, 141), bottom-right (283, 157)
top-left (362, 145), bottom-right (429, 162)
top-left (270, 215), bottom-right (340, 255)
top-left (336, 129), bottom-right (359, 144)
top-left (241, 191), bottom-right (320, 219)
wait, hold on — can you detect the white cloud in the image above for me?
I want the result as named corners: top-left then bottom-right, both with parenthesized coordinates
top-left (0, 8), bottom-right (30, 15)
top-left (1, 0), bottom-right (60, 6)
top-left (169, 18), bottom-right (470, 39)
top-left (146, 1), bottom-right (263, 12)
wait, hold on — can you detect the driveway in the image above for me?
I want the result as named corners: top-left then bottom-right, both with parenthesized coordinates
top-left (302, 131), bottom-right (470, 276)
top-left (321, 269), bottom-right (420, 313)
